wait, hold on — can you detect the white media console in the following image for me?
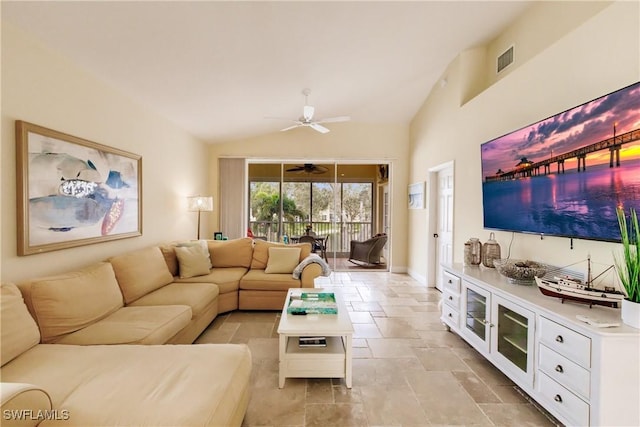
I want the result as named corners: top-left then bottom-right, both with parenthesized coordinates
top-left (441, 263), bottom-right (640, 426)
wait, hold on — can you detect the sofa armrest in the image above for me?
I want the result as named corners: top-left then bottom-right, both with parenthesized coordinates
top-left (300, 263), bottom-right (322, 288)
top-left (1, 383), bottom-right (53, 427)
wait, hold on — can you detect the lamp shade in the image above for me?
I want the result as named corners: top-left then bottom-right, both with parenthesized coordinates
top-left (187, 196), bottom-right (213, 212)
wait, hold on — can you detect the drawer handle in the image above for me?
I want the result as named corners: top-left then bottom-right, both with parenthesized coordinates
top-left (448, 313), bottom-right (452, 318)
top-left (555, 335), bottom-right (564, 343)
top-left (554, 394), bottom-right (563, 403)
top-left (448, 279), bottom-right (452, 284)
top-left (555, 365), bottom-right (564, 373)
top-left (448, 296), bottom-right (453, 300)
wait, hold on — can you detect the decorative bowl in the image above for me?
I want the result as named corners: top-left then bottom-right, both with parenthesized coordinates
top-left (493, 259), bottom-right (547, 285)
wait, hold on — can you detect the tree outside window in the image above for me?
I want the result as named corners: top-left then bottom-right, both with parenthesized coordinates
top-left (249, 180), bottom-right (373, 248)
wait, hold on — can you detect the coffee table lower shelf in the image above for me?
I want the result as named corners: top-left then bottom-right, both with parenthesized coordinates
top-left (279, 335), bottom-right (350, 388)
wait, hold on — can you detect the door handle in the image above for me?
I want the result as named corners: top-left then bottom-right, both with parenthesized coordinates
top-left (433, 233), bottom-right (439, 238)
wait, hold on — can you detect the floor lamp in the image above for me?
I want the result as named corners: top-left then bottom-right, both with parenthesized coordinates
top-left (187, 196), bottom-right (213, 240)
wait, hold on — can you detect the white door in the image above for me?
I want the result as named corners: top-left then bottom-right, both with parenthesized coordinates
top-left (435, 166), bottom-right (454, 291)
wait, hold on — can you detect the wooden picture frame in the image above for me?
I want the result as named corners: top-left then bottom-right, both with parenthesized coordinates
top-left (16, 121), bottom-right (142, 255)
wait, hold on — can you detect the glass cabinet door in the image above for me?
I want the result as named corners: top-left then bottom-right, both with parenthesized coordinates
top-left (462, 281), bottom-right (491, 353)
top-left (492, 295), bottom-right (535, 386)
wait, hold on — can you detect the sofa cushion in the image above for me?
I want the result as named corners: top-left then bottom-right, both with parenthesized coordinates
top-left (174, 267), bottom-right (247, 294)
top-left (159, 244), bottom-right (179, 276)
top-left (23, 263), bottom-right (124, 344)
top-left (265, 247), bottom-right (301, 274)
top-left (128, 282), bottom-right (219, 318)
top-left (206, 237), bottom-right (254, 268)
top-left (0, 343), bottom-right (252, 427)
top-left (1, 283), bottom-right (41, 366)
top-left (251, 240), bottom-right (311, 270)
top-left (240, 269), bottom-right (305, 291)
top-left (175, 245), bottom-right (210, 278)
top-left (109, 246), bottom-right (173, 304)
top-left (54, 305), bottom-right (192, 345)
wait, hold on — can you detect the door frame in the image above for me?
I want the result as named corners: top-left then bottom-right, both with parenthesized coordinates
top-left (427, 160), bottom-right (454, 288)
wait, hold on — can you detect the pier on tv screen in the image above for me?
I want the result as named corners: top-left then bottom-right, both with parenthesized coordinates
top-left (480, 82), bottom-right (640, 242)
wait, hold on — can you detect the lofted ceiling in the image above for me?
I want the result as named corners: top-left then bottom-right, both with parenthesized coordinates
top-left (2, 1), bottom-right (532, 143)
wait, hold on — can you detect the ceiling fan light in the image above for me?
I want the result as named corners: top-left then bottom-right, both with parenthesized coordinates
top-left (303, 105), bottom-right (314, 121)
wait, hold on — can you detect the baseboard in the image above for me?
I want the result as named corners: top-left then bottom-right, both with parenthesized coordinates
top-left (407, 268), bottom-right (427, 285)
top-left (390, 266), bottom-right (408, 274)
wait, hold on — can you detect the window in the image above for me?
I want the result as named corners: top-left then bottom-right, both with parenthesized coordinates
top-left (248, 179), bottom-right (373, 252)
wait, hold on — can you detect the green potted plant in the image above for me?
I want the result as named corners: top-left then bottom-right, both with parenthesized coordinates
top-left (615, 207), bottom-right (640, 328)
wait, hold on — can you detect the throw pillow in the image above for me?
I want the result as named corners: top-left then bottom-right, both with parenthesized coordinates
top-left (265, 247), bottom-right (301, 274)
top-left (176, 240), bottom-right (212, 269)
top-left (175, 245), bottom-right (210, 279)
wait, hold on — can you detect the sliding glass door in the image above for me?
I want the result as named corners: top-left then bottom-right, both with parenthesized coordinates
top-left (247, 161), bottom-right (389, 271)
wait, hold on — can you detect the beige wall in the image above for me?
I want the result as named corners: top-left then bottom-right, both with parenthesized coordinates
top-left (409, 1), bottom-right (640, 285)
top-left (209, 123), bottom-right (410, 271)
top-left (3, 2), bottom-right (633, 284)
top-left (1, 23), bottom-right (209, 283)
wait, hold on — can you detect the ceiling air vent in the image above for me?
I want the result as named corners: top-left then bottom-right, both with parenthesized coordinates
top-left (497, 45), bottom-right (514, 74)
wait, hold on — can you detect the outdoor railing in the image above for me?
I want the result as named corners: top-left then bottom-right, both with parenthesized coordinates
top-left (249, 220), bottom-right (373, 254)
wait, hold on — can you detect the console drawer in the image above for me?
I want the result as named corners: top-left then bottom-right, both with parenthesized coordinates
top-left (443, 287), bottom-right (460, 308)
top-left (537, 371), bottom-right (589, 427)
top-left (539, 343), bottom-right (590, 399)
top-left (443, 271), bottom-right (461, 293)
top-left (539, 317), bottom-right (591, 368)
top-left (442, 304), bottom-right (459, 329)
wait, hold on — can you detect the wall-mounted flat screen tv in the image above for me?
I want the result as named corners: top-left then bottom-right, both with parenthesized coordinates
top-left (481, 81), bottom-right (640, 242)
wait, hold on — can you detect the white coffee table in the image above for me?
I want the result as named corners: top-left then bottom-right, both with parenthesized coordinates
top-left (277, 288), bottom-right (354, 388)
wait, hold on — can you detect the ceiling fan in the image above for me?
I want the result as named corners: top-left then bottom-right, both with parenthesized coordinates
top-left (286, 163), bottom-right (329, 174)
top-left (267, 88), bottom-right (350, 134)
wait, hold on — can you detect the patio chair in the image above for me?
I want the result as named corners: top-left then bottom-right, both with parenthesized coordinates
top-left (348, 234), bottom-right (387, 266)
top-left (298, 235), bottom-right (316, 248)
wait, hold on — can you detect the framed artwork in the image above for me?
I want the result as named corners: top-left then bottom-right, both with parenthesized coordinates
top-left (214, 232), bottom-right (223, 240)
top-left (408, 182), bottom-right (425, 209)
top-left (16, 121), bottom-right (142, 255)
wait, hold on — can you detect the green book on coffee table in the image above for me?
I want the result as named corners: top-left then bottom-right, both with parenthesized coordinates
top-left (287, 292), bottom-right (337, 314)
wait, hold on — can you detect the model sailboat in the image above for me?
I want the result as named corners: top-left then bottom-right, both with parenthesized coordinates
top-left (534, 256), bottom-right (625, 308)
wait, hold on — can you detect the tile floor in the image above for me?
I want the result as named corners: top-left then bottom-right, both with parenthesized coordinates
top-left (195, 272), bottom-right (559, 427)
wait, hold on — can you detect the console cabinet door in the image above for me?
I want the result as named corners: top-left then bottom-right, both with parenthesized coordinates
top-left (491, 295), bottom-right (535, 387)
top-left (461, 280), bottom-right (491, 354)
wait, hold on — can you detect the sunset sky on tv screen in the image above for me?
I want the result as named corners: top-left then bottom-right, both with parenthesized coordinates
top-left (481, 82), bottom-right (640, 179)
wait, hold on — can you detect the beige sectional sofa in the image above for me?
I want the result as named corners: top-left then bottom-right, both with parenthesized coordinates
top-left (0, 283), bottom-right (252, 427)
top-left (16, 237), bottom-right (322, 346)
top-left (0, 237), bottom-right (326, 426)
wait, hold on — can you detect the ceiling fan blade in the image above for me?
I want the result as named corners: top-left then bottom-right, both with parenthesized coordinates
top-left (280, 124), bottom-right (302, 132)
top-left (310, 123), bottom-right (330, 134)
top-left (286, 166), bottom-right (305, 172)
top-left (264, 116), bottom-right (296, 121)
top-left (315, 116), bottom-right (351, 124)
top-left (311, 165), bottom-right (329, 174)
top-left (303, 105), bottom-right (315, 121)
